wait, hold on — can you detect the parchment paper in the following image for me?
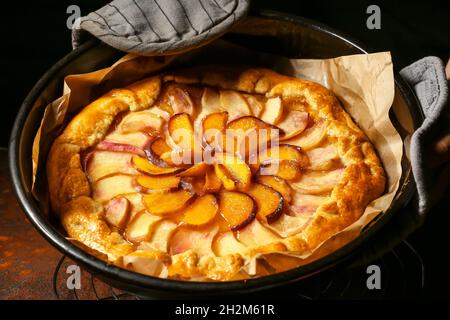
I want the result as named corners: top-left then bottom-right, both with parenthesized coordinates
top-left (31, 40), bottom-right (402, 278)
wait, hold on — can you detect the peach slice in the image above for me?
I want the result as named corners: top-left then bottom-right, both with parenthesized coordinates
top-left (143, 137), bottom-right (172, 168)
top-left (168, 113), bottom-right (195, 150)
top-left (265, 214), bottom-right (311, 238)
top-left (167, 86), bottom-right (194, 116)
top-left (289, 194), bottom-right (329, 216)
top-left (219, 90), bottom-right (251, 121)
top-left (202, 111), bottom-right (228, 148)
top-left (286, 119), bottom-right (327, 150)
top-left (245, 183), bottom-right (284, 224)
top-left (92, 175), bottom-right (137, 203)
top-left (291, 168), bottom-right (344, 194)
top-left (258, 144), bottom-right (310, 168)
top-left (103, 131), bottom-right (151, 149)
top-left (258, 160), bottom-right (302, 181)
top-left (182, 194), bottom-right (218, 226)
top-left (135, 174), bottom-right (180, 190)
top-left (131, 155), bottom-right (182, 175)
top-left (257, 175), bottom-right (292, 203)
top-left (142, 189), bottom-right (194, 216)
top-left (260, 97), bottom-right (283, 125)
top-left (119, 109), bottom-right (164, 134)
top-left (122, 251), bottom-right (168, 277)
top-left (219, 191), bottom-right (256, 231)
top-left (203, 166), bottom-right (222, 193)
top-left (213, 163), bottom-right (236, 191)
top-left (121, 193), bottom-right (145, 220)
top-left (125, 210), bottom-right (161, 243)
top-left (227, 115), bottom-right (282, 134)
top-left (85, 151), bottom-right (136, 182)
top-left (104, 197), bottom-right (130, 230)
top-left (306, 145), bottom-right (340, 170)
top-left (227, 116), bottom-right (284, 157)
top-left (169, 224), bottom-right (219, 256)
top-left (96, 140), bottom-right (145, 156)
top-left (243, 94), bottom-right (265, 117)
top-left (180, 176), bottom-right (206, 196)
top-left (215, 154), bottom-right (251, 191)
top-left (212, 231), bottom-right (248, 257)
top-left (177, 162), bottom-right (208, 177)
top-left (146, 219), bottom-right (178, 252)
top-left (236, 219), bottom-right (281, 248)
top-left (278, 111), bottom-right (309, 140)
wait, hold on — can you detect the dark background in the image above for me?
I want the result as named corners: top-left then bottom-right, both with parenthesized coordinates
top-left (0, 0), bottom-right (449, 147)
top-left (0, 0), bottom-right (449, 299)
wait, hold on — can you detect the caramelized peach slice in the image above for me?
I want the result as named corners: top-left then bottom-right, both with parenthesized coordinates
top-left (119, 109), bottom-right (164, 134)
top-left (131, 156), bottom-right (181, 175)
top-left (125, 211), bottom-right (161, 243)
top-left (213, 163), bottom-right (236, 191)
top-left (227, 116), bottom-right (284, 157)
top-left (260, 97), bottom-right (283, 125)
top-left (257, 175), bottom-right (292, 203)
top-left (143, 189), bottom-right (194, 216)
top-left (104, 197), bottom-right (130, 230)
top-left (215, 154), bottom-right (251, 191)
top-left (219, 90), bottom-right (251, 121)
top-left (202, 111), bottom-right (228, 134)
top-left (135, 174), bottom-right (180, 190)
top-left (258, 144), bottom-right (309, 168)
top-left (286, 119), bottom-right (327, 150)
top-left (202, 111), bottom-right (228, 148)
top-left (246, 183), bottom-right (284, 224)
top-left (278, 111), bottom-right (309, 140)
top-left (92, 175), bottom-right (137, 203)
top-left (306, 145), bottom-right (340, 170)
top-left (219, 191), bottom-right (256, 231)
top-left (170, 224), bottom-right (219, 256)
top-left (227, 115), bottom-right (282, 134)
top-left (168, 113), bottom-right (195, 152)
top-left (291, 169), bottom-right (344, 194)
top-left (258, 160), bottom-right (302, 181)
top-left (213, 231), bottom-right (247, 257)
top-left (236, 219), bottom-right (281, 248)
top-left (177, 162), bottom-right (208, 177)
top-left (203, 166), bottom-right (222, 193)
top-left (180, 176), bottom-right (206, 196)
top-left (167, 86), bottom-right (194, 116)
top-left (182, 194), bottom-right (219, 226)
top-left (85, 151), bottom-right (136, 182)
top-left (143, 137), bottom-right (173, 168)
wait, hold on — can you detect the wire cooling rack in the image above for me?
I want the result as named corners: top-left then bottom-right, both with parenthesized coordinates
top-left (52, 240), bottom-right (424, 300)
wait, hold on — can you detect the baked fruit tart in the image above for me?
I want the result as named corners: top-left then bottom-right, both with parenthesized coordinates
top-left (47, 66), bottom-right (386, 280)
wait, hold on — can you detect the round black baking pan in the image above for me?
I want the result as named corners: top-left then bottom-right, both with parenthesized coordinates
top-left (9, 10), bottom-right (424, 298)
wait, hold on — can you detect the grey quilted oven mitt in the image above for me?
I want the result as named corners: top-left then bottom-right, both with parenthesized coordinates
top-left (72, 1), bottom-right (449, 214)
top-left (72, 0), bottom-right (250, 54)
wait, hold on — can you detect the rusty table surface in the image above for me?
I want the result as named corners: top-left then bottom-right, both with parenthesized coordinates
top-left (0, 149), bottom-right (127, 300)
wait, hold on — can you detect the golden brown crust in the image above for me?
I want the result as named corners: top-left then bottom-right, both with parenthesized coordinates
top-left (47, 67), bottom-right (385, 279)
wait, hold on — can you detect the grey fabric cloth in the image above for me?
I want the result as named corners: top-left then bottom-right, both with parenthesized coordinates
top-left (72, 0), bottom-right (250, 55)
top-left (400, 57), bottom-right (449, 215)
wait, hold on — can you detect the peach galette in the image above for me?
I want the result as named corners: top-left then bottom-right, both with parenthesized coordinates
top-left (47, 67), bottom-right (385, 280)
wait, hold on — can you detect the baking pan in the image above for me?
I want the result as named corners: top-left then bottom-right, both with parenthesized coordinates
top-left (9, 10), bottom-right (424, 298)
